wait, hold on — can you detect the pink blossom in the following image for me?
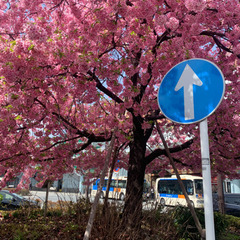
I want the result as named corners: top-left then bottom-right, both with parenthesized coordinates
top-left (185, 0), bottom-right (207, 12)
top-left (233, 43), bottom-right (240, 55)
top-left (165, 17), bottom-right (179, 31)
top-left (189, 23), bottom-right (204, 35)
top-left (155, 14), bottom-right (167, 25)
top-left (233, 114), bottom-right (240, 126)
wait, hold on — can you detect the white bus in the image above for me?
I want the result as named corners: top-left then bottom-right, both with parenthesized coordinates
top-left (91, 177), bottom-right (128, 200)
top-left (91, 177), bottom-right (150, 201)
top-left (155, 175), bottom-right (204, 208)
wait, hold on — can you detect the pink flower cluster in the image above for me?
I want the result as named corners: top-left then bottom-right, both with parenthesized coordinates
top-left (185, 0), bottom-right (207, 12)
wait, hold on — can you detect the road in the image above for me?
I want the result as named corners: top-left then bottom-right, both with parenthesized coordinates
top-left (25, 190), bottom-right (157, 210)
top-left (26, 190), bottom-right (83, 203)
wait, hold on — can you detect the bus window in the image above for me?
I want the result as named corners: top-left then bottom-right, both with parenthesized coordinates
top-left (110, 180), bottom-right (117, 188)
top-left (183, 180), bottom-right (193, 195)
top-left (104, 179), bottom-right (108, 188)
top-left (195, 180), bottom-right (203, 194)
top-left (118, 180), bottom-right (127, 188)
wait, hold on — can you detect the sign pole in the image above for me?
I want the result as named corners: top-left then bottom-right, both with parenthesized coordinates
top-left (158, 58), bottom-right (225, 240)
top-left (200, 119), bottom-right (215, 240)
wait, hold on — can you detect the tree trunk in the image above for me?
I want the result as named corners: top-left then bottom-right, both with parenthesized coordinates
top-left (122, 117), bottom-right (146, 228)
top-left (217, 173), bottom-right (225, 214)
top-left (44, 181), bottom-right (50, 219)
top-left (85, 184), bottom-right (89, 200)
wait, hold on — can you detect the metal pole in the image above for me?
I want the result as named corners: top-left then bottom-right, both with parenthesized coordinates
top-left (200, 119), bottom-right (215, 240)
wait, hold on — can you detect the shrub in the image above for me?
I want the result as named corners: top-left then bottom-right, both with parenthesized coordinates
top-left (172, 206), bottom-right (229, 240)
top-left (0, 199), bottom-right (238, 240)
top-left (16, 188), bottom-right (30, 196)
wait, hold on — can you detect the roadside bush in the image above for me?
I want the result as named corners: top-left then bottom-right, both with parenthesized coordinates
top-left (16, 188), bottom-right (30, 196)
top-left (172, 206), bottom-right (204, 240)
top-left (172, 206), bottom-right (229, 240)
top-left (90, 201), bottom-right (180, 240)
top-left (0, 199), bottom-right (238, 240)
top-left (223, 214), bottom-right (240, 237)
top-left (141, 205), bottom-right (180, 240)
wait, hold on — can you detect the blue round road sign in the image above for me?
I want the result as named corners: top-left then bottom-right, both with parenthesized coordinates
top-left (158, 59), bottom-right (225, 124)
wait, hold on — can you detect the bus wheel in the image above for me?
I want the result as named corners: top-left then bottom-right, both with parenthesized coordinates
top-left (160, 198), bottom-right (165, 206)
top-left (100, 191), bottom-right (104, 199)
top-left (119, 193), bottom-right (125, 201)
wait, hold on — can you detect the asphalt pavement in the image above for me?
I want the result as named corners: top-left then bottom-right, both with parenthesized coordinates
top-left (26, 190), bottom-right (83, 203)
top-left (24, 190), bottom-right (157, 210)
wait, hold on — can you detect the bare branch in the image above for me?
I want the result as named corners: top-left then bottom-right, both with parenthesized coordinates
top-left (200, 31), bottom-right (232, 53)
top-left (144, 138), bottom-right (194, 165)
top-left (87, 70), bottom-right (124, 104)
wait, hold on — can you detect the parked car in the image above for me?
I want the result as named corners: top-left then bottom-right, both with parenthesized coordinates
top-left (213, 193), bottom-right (240, 217)
top-left (0, 190), bottom-right (39, 210)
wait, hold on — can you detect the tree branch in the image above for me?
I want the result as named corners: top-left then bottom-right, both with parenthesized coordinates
top-left (144, 138), bottom-right (194, 165)
top-left (200, 31), bottom-right (232, 53)
top-left (34, 98), bottom-right (111, 141)
top-left (87, 70), bottom-right (124, 104)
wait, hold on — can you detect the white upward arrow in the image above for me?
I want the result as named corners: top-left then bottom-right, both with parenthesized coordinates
top-left (175, 64), bottom-right (203, 120)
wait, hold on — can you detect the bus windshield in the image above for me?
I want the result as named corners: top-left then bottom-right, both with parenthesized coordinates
top-left (158, 179), bottom-right (194, 195)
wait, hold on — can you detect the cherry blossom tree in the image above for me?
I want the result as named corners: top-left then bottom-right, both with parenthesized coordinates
top-left (0, 0), bottom-right (239, 225)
